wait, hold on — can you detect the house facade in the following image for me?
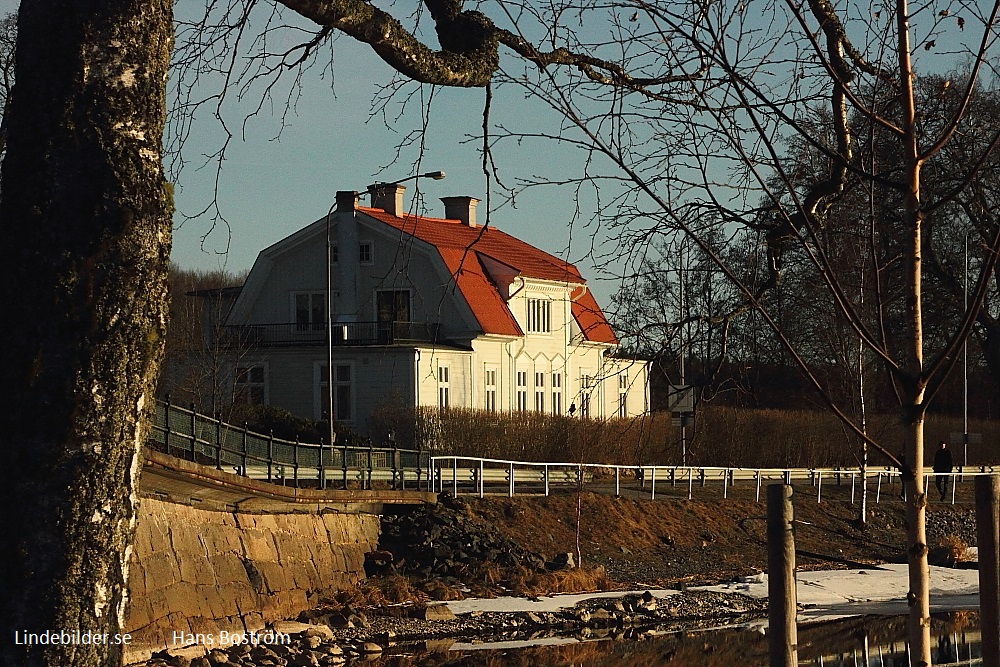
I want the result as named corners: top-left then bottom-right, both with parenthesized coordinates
top-left (209, 184), bottom-right (649, 437)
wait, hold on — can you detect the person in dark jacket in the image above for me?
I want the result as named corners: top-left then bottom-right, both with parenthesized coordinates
top-left (933, 441), bottom-right (954, 501)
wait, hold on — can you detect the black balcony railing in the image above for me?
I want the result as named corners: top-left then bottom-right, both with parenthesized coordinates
top-left (217, 321), bottom-right (443, 347)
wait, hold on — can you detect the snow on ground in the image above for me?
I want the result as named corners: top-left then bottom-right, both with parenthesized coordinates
top-left (446, 564), bottom-right (982, 620)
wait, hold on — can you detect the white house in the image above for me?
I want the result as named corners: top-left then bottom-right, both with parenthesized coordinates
top-left (212, 184), bottom-right (649, 437)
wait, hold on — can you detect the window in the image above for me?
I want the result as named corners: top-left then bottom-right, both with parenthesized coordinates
top-left (359, 241), bottom-right (373, 265)
top-left (320, 363), bottom-right (353, 422)
top-left (234, 365), bottom-right (266, 405)
top-left (579, 374), bottom-right (593, 418)
top-left (618, 373), bottom-right (629, 418)
top-left (526, 298), bottom-right (551, 333)
top-left (331, 244), bottom-right (339, 263)
top-left (294, 292), bottom-right (326, 331)
top-left (534, 372), bottom-right (545, 412)
top-left (516, 371), bottom-right (528, 412)
top-left (551, 373), bottom-right (562, 415)
top-left (484, 367), bottom-right (498, 412)
top-left (376, 290), bottom-right (411, 323)
top-left (438, 364), bottom-right (450, 408)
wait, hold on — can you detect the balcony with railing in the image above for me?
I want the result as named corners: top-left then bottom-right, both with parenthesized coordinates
top-left (216, 320), bottom-right (443, 348)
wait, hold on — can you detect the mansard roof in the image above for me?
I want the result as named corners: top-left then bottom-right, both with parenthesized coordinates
top-left (359, 207), bottom-right (618, 345)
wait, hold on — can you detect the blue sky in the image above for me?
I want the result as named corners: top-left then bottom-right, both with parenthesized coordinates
top-left (0, 1), bottom-right (627, 308)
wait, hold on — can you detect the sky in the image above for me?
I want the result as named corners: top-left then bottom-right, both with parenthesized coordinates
top-left (0, 0), bottom-right (629, 309)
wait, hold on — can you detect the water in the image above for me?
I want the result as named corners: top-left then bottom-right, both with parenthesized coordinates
top-left (367, 612), bottom-right (984, 666)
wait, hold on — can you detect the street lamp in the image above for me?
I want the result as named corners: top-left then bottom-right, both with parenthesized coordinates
top-left (324, 170), bottom-right (446, 485)
top-left (963, 229), bottom-right (970, 467)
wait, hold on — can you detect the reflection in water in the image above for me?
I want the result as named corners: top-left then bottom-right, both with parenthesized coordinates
top-left (366, 612), bottom-right (982, 666)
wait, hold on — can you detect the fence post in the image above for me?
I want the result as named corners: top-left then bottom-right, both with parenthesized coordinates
top-left (976, 475), bottom-right (1000, 667)
top-left (767, 484), bottom-right (798, 667)
top-left (452, 459), bottom-right (458, 497)
top-left (213, 414), bottom-right (222, 471)
top-left (615, 467), bottom-right (620, 498)
top-left (577, 463), bottom-right (583, 492)
top-left (267, 431), bottom-right (274, 483)
top-left (756, 471), bottom-right (762, 502)
top-left (544, 464), bottom-right (549, 497)
top-left (508, 461), bottom-right (514, 498)
top-left (650, 467), bottom-right (656, 500)
top-left (317, 437), bottom-right (325, 490)
top-left (816, 471), bottom-right (822, 503)
top-left (163, 396), bottom-right (172, 455)
top-left (723, 469), bottom-right (728, 499)
top-left (479, 460), bottom-right (484, 499)
top-left (367, 443), bottom-right (373, 490)
top-left (700, 468), bottom-right (706, 487)
top-left (241, 422), bottom-right (249, 477)
top-left (293, 437), bottom-right (299, 487)
top-left (342, 439), bottom-right (349, 490)
top-left (390, 433), bottom-right (399, 491)
top-left (687, 467), bottom-right (693, 500)
top-left (189, 403), bottom-right (198, 461)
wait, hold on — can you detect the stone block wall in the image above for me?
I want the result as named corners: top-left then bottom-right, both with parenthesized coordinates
top-left (124, 499), bottom-right (379, 662)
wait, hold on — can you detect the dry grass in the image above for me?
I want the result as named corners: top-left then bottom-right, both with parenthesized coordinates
top-left (372, 402), bottom-right (999, 468)
top-left (508, 565), bottom-right (612, 597)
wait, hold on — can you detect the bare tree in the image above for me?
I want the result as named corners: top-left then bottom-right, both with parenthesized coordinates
top-left (484, 2), bottom-right (1000, 663)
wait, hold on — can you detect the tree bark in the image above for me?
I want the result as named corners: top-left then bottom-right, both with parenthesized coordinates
top-left (0, 2), bottom-right (173, 665)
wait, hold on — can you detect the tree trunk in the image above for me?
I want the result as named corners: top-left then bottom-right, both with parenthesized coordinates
top-left (0, 2), bottom-right (172, 666)
top-left (896, 1), bottom-right (931, 662)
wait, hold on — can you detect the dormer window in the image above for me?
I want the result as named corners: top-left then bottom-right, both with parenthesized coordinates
top-left (526, 298), bottom-right (551, 333)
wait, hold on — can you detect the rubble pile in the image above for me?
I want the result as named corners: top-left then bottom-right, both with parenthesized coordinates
top-left (372, 494), bottom-right (547, 582)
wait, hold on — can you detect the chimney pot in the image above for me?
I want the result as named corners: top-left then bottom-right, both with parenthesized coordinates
top-left (335, 191), bottom-right (358, 213)
top-left (441, 196), bottom-right (480, 227)
top-left (368, 183), bottom-right (406, 216)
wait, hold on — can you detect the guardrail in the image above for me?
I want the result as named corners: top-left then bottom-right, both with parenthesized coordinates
top-left (149, 400), bottom-right (431, 490)
top-left (430, 456), bottom-right (999, 504)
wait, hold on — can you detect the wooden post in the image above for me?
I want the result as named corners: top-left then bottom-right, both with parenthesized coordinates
top-left (767, 484), bottom-right (797, 667)
top-left (976, 475), bottom-right (1000, 667)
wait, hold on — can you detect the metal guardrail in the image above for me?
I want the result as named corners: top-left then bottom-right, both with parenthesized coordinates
top-left (149, 400), bottom-right (431, 490)
top-left (430, 456), bottom-right (999, 504)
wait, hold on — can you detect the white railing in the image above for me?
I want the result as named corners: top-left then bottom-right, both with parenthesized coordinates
top-left (428, 456), bottom-right (999, 504)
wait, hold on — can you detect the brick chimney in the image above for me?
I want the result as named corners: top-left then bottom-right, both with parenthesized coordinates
top-left (441, 196), bottom-right (480, 227)
top-left (336, 190), bottom-right (358, 212)
top-left (368, 183), bottom-right (406, 216)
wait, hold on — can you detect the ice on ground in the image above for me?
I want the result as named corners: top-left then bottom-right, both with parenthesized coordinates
top-left (447, 564), bottom-right (981, 619)
top-left (446, 588), bottom-right (679, 615)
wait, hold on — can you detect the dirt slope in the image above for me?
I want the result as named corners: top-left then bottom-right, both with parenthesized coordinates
top-left (467, 489), bottom-right (977, 586)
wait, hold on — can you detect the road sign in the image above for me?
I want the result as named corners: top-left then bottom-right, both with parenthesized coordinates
top-left (667, 385), bottom-right (695, 412)
top-left (950, 432), bottom-right (983, 445)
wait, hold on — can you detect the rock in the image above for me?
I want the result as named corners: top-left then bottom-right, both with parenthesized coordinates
top-left (303, 625), bottom-right (334, 641)
top-left (361, 642), bottom-right (383, 654)
top-left (411, 604), bottom-right (457, 621)
top-left (271, 621), bottom-right (314, 636)
top-left (206, 649), bottom-right (230, 665)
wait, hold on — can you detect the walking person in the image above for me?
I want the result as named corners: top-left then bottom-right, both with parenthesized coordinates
top-left (933, 440), bottom-right (954, 501)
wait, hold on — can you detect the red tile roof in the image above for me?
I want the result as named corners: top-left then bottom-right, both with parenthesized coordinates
top-left (359, 207), bottom-right (617, 344)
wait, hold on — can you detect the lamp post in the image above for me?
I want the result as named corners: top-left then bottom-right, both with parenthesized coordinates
top-left (324, 170), bottom-right (446, 465)
top-left (963, 229), bottom-right (970, 467)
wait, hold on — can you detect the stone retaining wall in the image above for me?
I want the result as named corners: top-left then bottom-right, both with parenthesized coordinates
top-left (124, 498), bottom-right (379, 662)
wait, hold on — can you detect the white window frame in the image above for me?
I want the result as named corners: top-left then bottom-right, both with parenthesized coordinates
top-left (533, 371), bottom-right (546, 412)
top-left (579, 373), bottom-right (593, 418)
top-left (516, 371), bottom-right (528, 412)
top-left (618, 373), bottom-right (629, 418)
top-left (359, 240), bottom-right (374, 265)
top-left (484, 365), bottom-right (498, 412)
top-left (234, 363), bottom-right (268, 405)
top-left (437, 363), bottom-right (451, 409)
top-left (292, 291), bottom-right (327, 330)
top-left (551, 373), bottom-right (562, 415)
top-left (317, 361), bottom-right (355, 423)
top-left (526, 298), bottom-right (551, 334)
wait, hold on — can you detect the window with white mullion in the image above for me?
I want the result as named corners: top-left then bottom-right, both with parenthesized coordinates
top-left (526, 298), bottom-right (551, 333)
top-left (533, 371), bottom-right (545, 412)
